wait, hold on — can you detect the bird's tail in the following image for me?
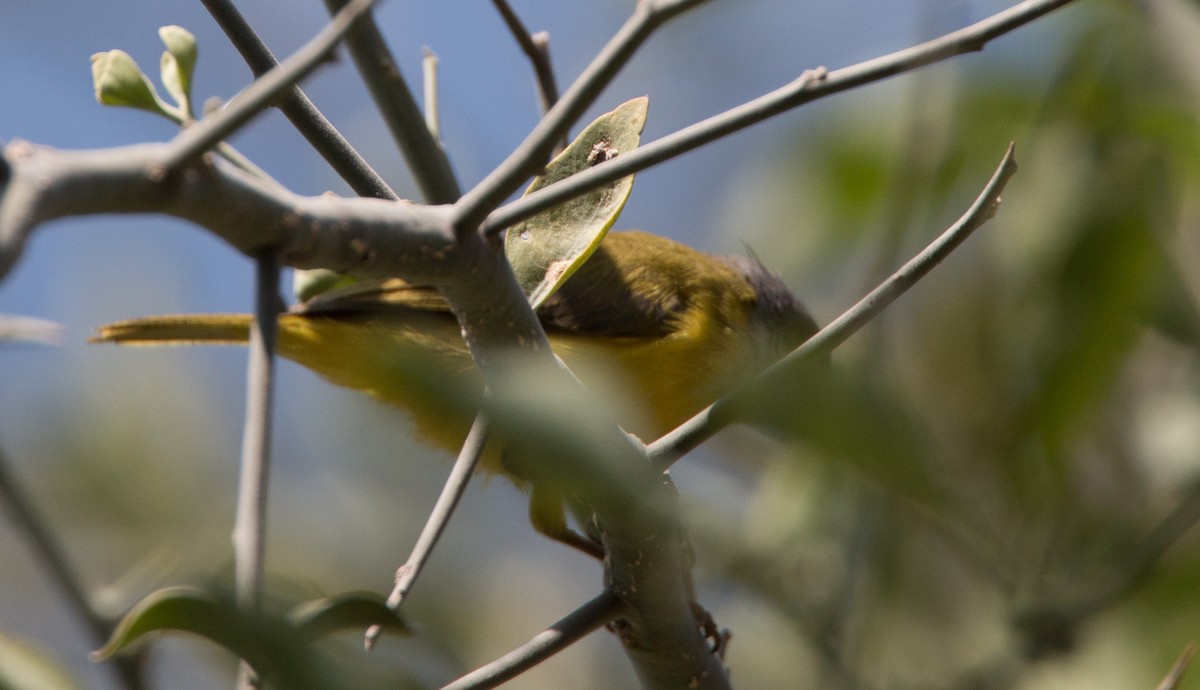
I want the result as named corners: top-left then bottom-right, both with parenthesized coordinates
top-left (90, 314), bottom-right (254, 345)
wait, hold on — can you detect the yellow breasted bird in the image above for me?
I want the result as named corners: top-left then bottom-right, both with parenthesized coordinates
top-left (93, 230), bottom-right (818, 553)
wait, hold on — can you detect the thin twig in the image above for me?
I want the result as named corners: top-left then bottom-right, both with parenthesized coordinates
top-left (0, 314), bottom-right (63, 345)
top-left (480, 0), bottom-right (1076, 236)
top-left (422, 47), bottom-right (441, 143)
top-left (165, 0), bottom-right (380, 170)
top-left (488, 0), bottom-right (564, 138)
top-left (440, 590), bottom-right (625, 690)
top-left (0, 442), bottom-right (145, 689)
top-left (452, 0), bottom-right (711, 232)
top-left (529, 33), bottom-right (567, 153)
top-left (321, 0), bottom-right (461, 204)
top-left (199, 0), bottom-right (397, 200)
top-left (1157, 642), bottom-right (1197, 690)
top-left (232, 252), bottom-right (281, 690)
top-left (647, 143), bottom-right (1019, 469)
top-left (364, 413), bottom-right (490, 650)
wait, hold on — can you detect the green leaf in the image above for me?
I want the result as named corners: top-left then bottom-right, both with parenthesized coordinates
top-left (92, 587), bottom-right (256, 662)
top-left (293, 268), bottom-right (357, 303)
top-left (0, 632), bottom-right (83, 690)
top-left (93, 587), bottom-right (328, 690)
top-left (158, 26), bottom-right (198, 118)
top-left (505, 96), bottom-right (648, 309)
top-left (90, 50), bottom-right (175, 120)
top-left (287, 591), bottom-right (410, 640)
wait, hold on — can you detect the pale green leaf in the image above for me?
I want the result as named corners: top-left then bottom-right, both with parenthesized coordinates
top-left (90, 50), bottom-right (175, 120)
top-left (505, 96), bottom-right (648, 308)
top-left (158, 26), bottom-right (197, 118)
top-left (293, 268), bottom-right (357, 303)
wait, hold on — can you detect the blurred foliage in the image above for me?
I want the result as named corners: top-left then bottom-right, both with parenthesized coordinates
top-left (0, 632), bottom-right (83, 690)
top-left (703, 1), bottom-right (1200, 688)
top-left (92, 587), bottom-right (417, 689)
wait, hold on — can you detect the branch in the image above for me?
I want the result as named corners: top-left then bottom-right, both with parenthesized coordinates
top-left (321, 0), bottom-right (461, 204)
top-left (647, 143), bottom-right (1019, 468)
top-left (1157, 643), bottom-right (1197, 690)
top-left (164, 0), bottom-right (380, 170)
top-left (364, 413), bottom-right (490, 650)
top-left (0, 141), bottom-right (455, 282)
top-left (451, 0), bottom-right (711, 231)
top-left (480, 0), bottom-right (1077, 236)
top-left (232, 252), bottom-right (281, 690)
top-left (441, 590), bottom-right (624, 690)
top-left (488, 0), bottom-right (562, 121)
top-left (423, 48), bottom-right (442, 143)
top-left (428, 234), bottom-right (729, 688)
top-left (0, 47), bottom-right (721, 690)
top-left (199, 0), bottom-right (398, 200)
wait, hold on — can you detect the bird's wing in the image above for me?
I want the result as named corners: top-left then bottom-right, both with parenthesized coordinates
top-left (294, 261), bottom-right (678, 339)
top-left (296, 278), bottom-right (451, 315)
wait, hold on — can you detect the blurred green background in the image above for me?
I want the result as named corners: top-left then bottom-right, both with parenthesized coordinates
top-left (6, 0), bottom-right (1200, 688)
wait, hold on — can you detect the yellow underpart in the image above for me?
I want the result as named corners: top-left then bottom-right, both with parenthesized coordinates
top-left (94, 296), bottom-right (762, 475)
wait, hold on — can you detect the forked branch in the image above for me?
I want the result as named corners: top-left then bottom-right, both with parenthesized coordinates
top-left (648, 143), bottom-right (1020, 467)
top-left (199, 0), bottom-right (398, 200)
top-left (452, 0), bottom-right (711, 230)
top-left (165, 0), bottom-right (380, 170)
top-left (489, 0), bottom-right (563, 121)
top-left (321, 0), bottom-right (461, 203)
top-left (442, 591), bottom-right (625, 690)
top-left (481, 0), bottom-right (1075, 236)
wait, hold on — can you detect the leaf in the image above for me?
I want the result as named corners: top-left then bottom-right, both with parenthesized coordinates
top-left (287, 591), bottom-right (410, 640)
top-left (92, 587), bottom-right (247, 661)
top-left (158, 26), bottom-right (197, 118)
top-left (505, 96), bottom-right (648, 309)
top-left (90, 50), bottom-right (175, 120)
top-left (0, 632), bottom-right (83, 690)
top-left (93, 587), bottom-right (327, 690)
top-left (293, 268), bottom-right (357, 303)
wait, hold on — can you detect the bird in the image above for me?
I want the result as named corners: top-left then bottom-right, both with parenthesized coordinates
top-left (93, 229), bottom-right (818, 554)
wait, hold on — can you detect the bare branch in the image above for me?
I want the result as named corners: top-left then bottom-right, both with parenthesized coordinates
top-left (321, 0), bottom-right (461, 204)
top-left (441, 590), bottom-right (624, 690)
top-left (199, 0), bottom-right (398, 200)
top-left (422, 48), bottom-right (442, 142)
top-left (647, 143), bottom-right (1019, 468)
top-left (488, 0), bottom-right (563, 120)
top-left (480, 0), bottom-right (1077, 236)
top-left (364, 413), bottom-right (490, 650)
top-left (1157, 642), bottom-right (1197, 690)
top-left (164, 0), bottom-right (381, 170)
top-left (0, 142), bottom-right (454, 282)
top-left (0, 314), bottom-right (63, 345)
top-left (232, 252), bottom-right (281, 690)
top-left (452, 0), bottom-right (711, 231)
